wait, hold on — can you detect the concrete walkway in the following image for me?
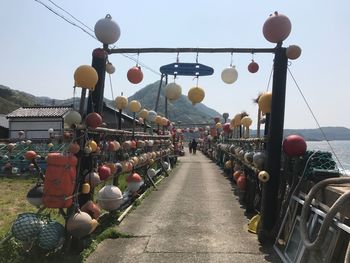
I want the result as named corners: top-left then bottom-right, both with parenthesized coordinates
top-left (86, 151), bottom-right (281, 263)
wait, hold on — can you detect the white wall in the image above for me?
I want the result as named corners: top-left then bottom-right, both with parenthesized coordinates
top-left (9, 118), bottom-right (63, 140)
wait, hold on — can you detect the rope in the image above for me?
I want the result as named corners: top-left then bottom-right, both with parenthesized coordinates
top-left (33, 0), bottom-right (161, 76)
top-left (266, 62), bottom-right (273, 92)
top-left (287, 67), bottom-right (345, 171)
top-left (108, 73), bottom-right (119, 127)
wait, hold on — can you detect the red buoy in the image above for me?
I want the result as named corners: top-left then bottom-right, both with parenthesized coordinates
top-left (127, 66), bottom-right (143, 84)
top-left (237, 175), bottom-right (247, 191)
top-left (248, 61), bottom-right (259, 73)
top-left (85, 112), bottom-right (103, 129)
top-left (282, 135), bottom-right (307, 157)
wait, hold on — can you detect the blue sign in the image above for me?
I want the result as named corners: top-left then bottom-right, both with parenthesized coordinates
top-left (160, 63), bottom-right (214, 76)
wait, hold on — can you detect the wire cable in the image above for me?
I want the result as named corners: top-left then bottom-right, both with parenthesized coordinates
top-left (47, 0), bottom-right (95, 33)
top-left (33, 0), bottom-right (161, 76)
top-left (33, 0), bottom-right (97, 40)
top-left (287, 67), bottom-right (345, 171)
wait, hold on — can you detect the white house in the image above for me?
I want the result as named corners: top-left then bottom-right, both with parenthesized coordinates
top-left (6, 106), bottom-right (71, 140)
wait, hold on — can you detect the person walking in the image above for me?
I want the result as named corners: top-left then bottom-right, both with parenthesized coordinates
top-left (192, 139), bottom-right (198, 154)
top-left (188, 141), bottom-right (192, 154)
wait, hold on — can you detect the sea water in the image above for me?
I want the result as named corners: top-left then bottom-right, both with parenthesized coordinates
top-left (307, 140), bottom-right (350, 174)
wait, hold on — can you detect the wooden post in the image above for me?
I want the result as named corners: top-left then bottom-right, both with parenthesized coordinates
top-left (118, 109), bottom-right (122, 130)
top-left (132, 112), bottom-right (136, 139)
top-left (155, 74), bottom-right (164, 112)
top-left (78, 48), bottom-right (107, 207)
top-left (259, 44), bottom-right (288, 243)
top-left (87, 48), bottom-right (107, 114)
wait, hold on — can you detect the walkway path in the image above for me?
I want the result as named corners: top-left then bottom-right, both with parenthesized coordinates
top-left (87, 151), bottom-right (281, 263)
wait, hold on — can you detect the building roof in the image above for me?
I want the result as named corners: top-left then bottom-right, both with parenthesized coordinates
top-left (0, 114), bottom-right (9, 128)
top-left (103, 103), bottom-right (135, 122)
top-left (6, 106), bottom-right (71, 118)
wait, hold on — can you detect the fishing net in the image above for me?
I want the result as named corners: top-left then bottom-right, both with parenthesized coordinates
top-left (11, 213), bottom-right (46, 242)
top-left (303, 150), bottom-right (337, 179)
top-left (37, 221), bottom-right (65, 250)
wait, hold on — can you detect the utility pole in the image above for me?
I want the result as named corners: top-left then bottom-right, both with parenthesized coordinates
top-left (259, 44), bottom-right (288, 242)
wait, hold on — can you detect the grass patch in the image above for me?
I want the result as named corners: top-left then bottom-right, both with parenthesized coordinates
top-left (0, 158), bottom-right (179, 262)
top-left (0, 176), bottom-right (38, 237)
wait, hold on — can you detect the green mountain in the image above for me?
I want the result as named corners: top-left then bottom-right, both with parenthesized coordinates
top-left (0, 82), bottom-right (222, 124)
top-left (126, 81), bottom-right (222, 124)
top-left (0, 85), bottom-right (76, 113)
top-left (2, 83), bottom-right (350, 141)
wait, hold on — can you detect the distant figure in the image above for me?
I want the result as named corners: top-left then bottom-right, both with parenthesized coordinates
top-left (192, 139), bottom-right (198, 154)
top-left (188, 141), bottom-right (193, 154)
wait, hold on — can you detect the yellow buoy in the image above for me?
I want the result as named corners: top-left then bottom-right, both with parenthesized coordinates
top-left (188, 86), bottom-right (205, 105)
top-left (74, 65), bottom-right (98, 90)
top-left (258, 92), bottom-right (272, 114)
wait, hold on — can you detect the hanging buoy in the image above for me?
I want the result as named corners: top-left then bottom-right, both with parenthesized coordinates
top-left (26, 184), bottom-right (44, 207)
top-left (115, 96), bottom-right (128, 110)
top-left (85, 171), bottom-right (101, 188)
top-left (64, 110), bottom-right (82, 127)
top-left (248, 60), bottom-right (259, 73)
top-left (38, 221), bottom-right (65, 250)
top-left (221, 66), bottom-right (238, 84)
top-left (282, 135), bottom-right (307, 157)
top-left (165, 82), bottom-right (182, 101)
top-left (258, 92), bottom-right (272, 114)
top-left (86, 140), bottom-right (98, 153)
top-left (98, 165), bottom-right (111, 181)
top-left (253, 151), bottom-right (266, 170)
top-left (106, 62), bottom-right (115, 74)
top-left (97, 185), bottom-right (123, 211)
top-left (237, 175), bottom-right (247, 191)
top-left (66, 211), bottom-right (95, 238)
top-left (127, 66), bottom-right (143, 84)
top-left (25, 150), bottom-right (37, 161)
top-left (12, 213), bottom-right (46, 242)
top-left (188, 86), bottom-right (205, 105)
top-left (258, 171), bottom-right (270, 182)
top-left (286, 45), bottom-right (302, 60)
top-left (128, 100), bottom-right (142, 112)
top-left (81, 200), bottom-right (101, 220)
top-left (74, 65), bottom-right (98, 90)
top-left (263, 11), bottom-right (292, 43)
top-left (82, 183), bottom-right (91, 194)
top-left (94, 14), bottom-right (121, 45)
top-left (126, 173), bottom-right (143, 192)
top-left (139, 109), bottom-right (149, 119)
top-left (85, 112), bottom-right (103, 129)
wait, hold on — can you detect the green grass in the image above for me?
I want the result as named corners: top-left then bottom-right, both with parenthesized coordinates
top-left (0, 160), bottom-right (177, 262)
top-left (0, 176), bottom-right (38, 237)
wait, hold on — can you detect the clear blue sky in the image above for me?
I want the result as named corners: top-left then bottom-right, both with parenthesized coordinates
top-left (1, 0), bottom-right (349, 129)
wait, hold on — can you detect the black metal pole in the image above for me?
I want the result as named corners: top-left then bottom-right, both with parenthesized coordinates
top-left (259, 44), bottom-right (288, 243)
top-left (165, 75), bottom-right (168, 118)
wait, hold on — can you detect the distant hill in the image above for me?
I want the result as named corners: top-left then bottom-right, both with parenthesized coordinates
top-left (0, 85), bottom-right (76, 113)
top-left (126, 81), bottom-right (222, 124)
top-left (1, 83), bottom-right (350, 141)
top-left (0, 82), bottom-right (222, 124)
top-left (283, 127), bottom-right (350, 141)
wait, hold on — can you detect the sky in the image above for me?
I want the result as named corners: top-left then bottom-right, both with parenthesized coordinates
top-left (1, 0), bottom-right (350, 129)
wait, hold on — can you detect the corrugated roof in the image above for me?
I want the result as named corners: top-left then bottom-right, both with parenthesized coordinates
top-left (0, 114), bottom-right (9, 128)
top-left (6, 106), bottom-right (72, 118)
